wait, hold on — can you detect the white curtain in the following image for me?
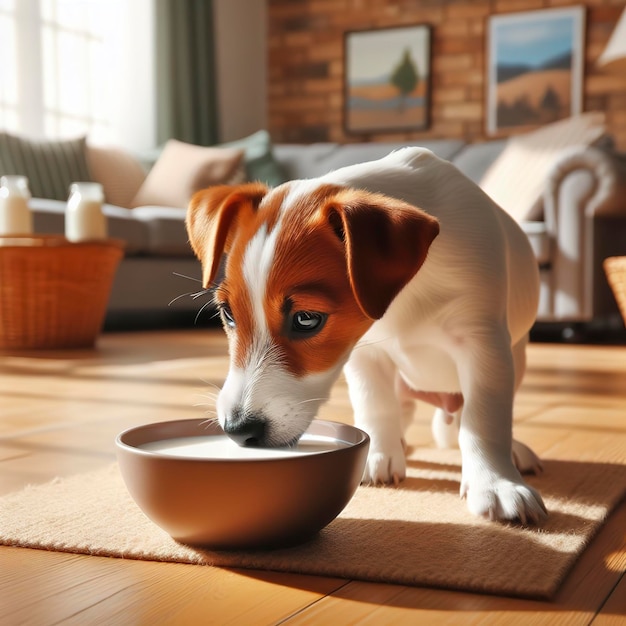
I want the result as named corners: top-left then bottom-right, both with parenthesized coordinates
top-left (0, 0), bottom-right (156, 151)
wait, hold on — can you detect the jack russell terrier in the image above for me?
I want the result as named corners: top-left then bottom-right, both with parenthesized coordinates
top-left (186, 147), bottom-right (547, 524)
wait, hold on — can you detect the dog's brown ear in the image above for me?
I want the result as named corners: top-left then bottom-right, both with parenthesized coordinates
top-left (325, 189), bottom-right (440, 320)
top-left (186, 183), bottom-right (268, 287)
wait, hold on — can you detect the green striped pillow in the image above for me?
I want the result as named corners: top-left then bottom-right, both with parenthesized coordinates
top-left (0, 132), bottom-right (93, 201)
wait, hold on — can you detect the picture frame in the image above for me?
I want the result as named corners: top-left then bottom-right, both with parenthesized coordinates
top-left (344, 24), bottom-right (431, 134)
top-left (486, 6), bottom-right (585, 136)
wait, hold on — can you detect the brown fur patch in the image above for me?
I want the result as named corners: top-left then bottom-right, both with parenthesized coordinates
top-left (263, 187), bottom-right (372, 376)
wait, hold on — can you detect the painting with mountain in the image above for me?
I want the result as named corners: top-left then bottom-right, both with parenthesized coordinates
top-left (344, 25), bottom-right (431, 133)
top-left (486, 7), bottom-right (585, 135)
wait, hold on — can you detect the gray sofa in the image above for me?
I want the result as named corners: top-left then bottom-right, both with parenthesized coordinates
top-left (27, 129), bottom-right (626, 331)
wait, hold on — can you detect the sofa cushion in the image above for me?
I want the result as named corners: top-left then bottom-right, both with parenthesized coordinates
top-left (29, 197), bottom-right (149, 255)
top-left (451, 140), bottom-right (508, 184)
top-left (221, 130), bottom-right (288, 187)
top-left (478, 112), bottom-right (607, 222)
top-left (131, 206), bottom-right (194, 257)
top-left (411, 139), bottom-right (467, 162)
top-left (273, 143), bottom-right (338, 180)
top-left (87, 145), bottom-right (147, 208)
top-left (131, 140), bottom-right (245, 209)
top-left (321, 140), bottom-right (466, 175)
top-left (0, 132), bottom-right (92, 201)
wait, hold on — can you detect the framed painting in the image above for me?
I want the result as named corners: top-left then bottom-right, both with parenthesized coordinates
top-left (344, 24), bottom-right (431, 134)
top-left (486, 7), bottom-right (585, 136)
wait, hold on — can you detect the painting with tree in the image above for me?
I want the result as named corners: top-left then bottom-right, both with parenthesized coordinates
top-left (344, 25), bottom-right (431, 134)
top-left (486, 7), bottom-right (585, 136)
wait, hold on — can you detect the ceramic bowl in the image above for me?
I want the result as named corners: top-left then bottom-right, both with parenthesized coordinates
top-left (116, 418), bottom-right (369, 549)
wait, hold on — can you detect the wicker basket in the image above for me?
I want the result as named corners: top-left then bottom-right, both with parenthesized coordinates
top-left (0, 235), bottom-right (124, 349)
top-left (604, 256), bottom-right (626, 326)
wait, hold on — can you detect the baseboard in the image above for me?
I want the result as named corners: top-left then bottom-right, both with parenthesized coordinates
top-left (531, 316), bottom-right (626, 345)
top-left (103, 309), bottom-right (221, 332)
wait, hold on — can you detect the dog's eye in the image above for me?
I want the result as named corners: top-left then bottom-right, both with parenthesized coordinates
top-left (220, 305), bottom-right (236, 329)
top-left (291, 311), bottom-right (326, 336)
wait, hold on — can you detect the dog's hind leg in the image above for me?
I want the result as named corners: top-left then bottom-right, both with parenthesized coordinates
top-left (396, 376), bottom-right (463, 452)
top-left (511, 334), bottom-right (543, 475)
top-left (431, 408), bottom-right (460, 449)
top-left (512, 332), bottom-right (528, 392)
top-left (512, 439), bottom-right (543, 474)
top-left (395, 373), bottom-right (417, 443)
top-left (430, 400), bottom-right (542, 474)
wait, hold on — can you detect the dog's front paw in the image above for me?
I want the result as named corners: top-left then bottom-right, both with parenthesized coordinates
top-left (362, 440), bottom-right (406, 486)
top-left (460, 470), bottom-right (547, 525)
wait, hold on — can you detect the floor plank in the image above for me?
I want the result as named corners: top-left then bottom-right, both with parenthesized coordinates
top-left (0, 547), bottom-right (347, 626)
top-left (594, 576), bottom-right (626, 625)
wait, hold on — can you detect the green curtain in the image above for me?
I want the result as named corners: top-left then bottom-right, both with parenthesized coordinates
top-left (155, 0), bottom-right (218, 146)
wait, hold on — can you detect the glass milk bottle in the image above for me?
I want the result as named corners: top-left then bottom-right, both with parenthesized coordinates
top-left (0, 175), bottom-right (33, 236)
top-left (65, 182), bottom-right (107, 241)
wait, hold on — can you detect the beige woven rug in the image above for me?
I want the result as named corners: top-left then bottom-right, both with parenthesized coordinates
top-left (2, 448), bottom-right (625, 600)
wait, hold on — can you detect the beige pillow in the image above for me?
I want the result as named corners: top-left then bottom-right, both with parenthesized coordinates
top-left (131, 140), bottom-right (245, 208)
top-left (479, 112), bottom-right (607, 223)
top-left (87, 144), bottom-right (147, 208)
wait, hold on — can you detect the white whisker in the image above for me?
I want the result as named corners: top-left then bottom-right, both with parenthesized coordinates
top-left (193, 400), bottom-right (218, 408)
top-left (194, 299), bottom-right (216, 324)
top-left (199, 379), bottom-right (223, 392)
top-left (172, 272), bottom-right (202, 283)
top-left (352, 336), bottom-right (392, 350)
top-left (292, 397), bottom-right (326, 407)
top-left (199, 416), bottom-right (220, 428)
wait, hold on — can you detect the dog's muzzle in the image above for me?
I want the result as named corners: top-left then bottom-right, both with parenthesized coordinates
top-left (223, 406), bottom-right (267, 447)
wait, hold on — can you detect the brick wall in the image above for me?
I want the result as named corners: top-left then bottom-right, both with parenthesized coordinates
top-left (267, 0), bottom-right (626, 149)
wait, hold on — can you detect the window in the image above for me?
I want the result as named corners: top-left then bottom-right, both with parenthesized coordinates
top-left (0, 0), bottom-right (19, 131)
top-left (0, 0), bottom-right (155, 150)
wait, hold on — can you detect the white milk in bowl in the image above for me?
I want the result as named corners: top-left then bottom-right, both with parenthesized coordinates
top-left (139, 433), bottom-right (348, 459)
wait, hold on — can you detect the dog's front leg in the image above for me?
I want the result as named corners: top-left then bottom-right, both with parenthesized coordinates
top-left (344, 347), bottom-right (405, 485)
top-left (456, 328), bottom-right (547, 524)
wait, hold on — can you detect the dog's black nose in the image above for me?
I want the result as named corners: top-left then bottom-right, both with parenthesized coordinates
top-left (224, 409), bottom-right (266, 447)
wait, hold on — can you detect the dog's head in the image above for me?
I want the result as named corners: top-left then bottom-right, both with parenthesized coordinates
top-left (186, 181), bottom-right (439, 447)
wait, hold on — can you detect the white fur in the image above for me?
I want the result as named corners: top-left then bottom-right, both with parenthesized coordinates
top-left (218, 147), bottom-right (547, 523)
top-left (218, 355), bottom-right (340, 447)
top-left (243, 223), bottom-right (277, 334)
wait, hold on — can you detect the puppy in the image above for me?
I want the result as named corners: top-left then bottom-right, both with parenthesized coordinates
top-left (186, 147), bottom-right (547, 524)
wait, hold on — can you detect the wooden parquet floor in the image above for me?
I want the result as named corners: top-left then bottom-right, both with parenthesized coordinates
top-left (1, 328), bottom-right (625, 625)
